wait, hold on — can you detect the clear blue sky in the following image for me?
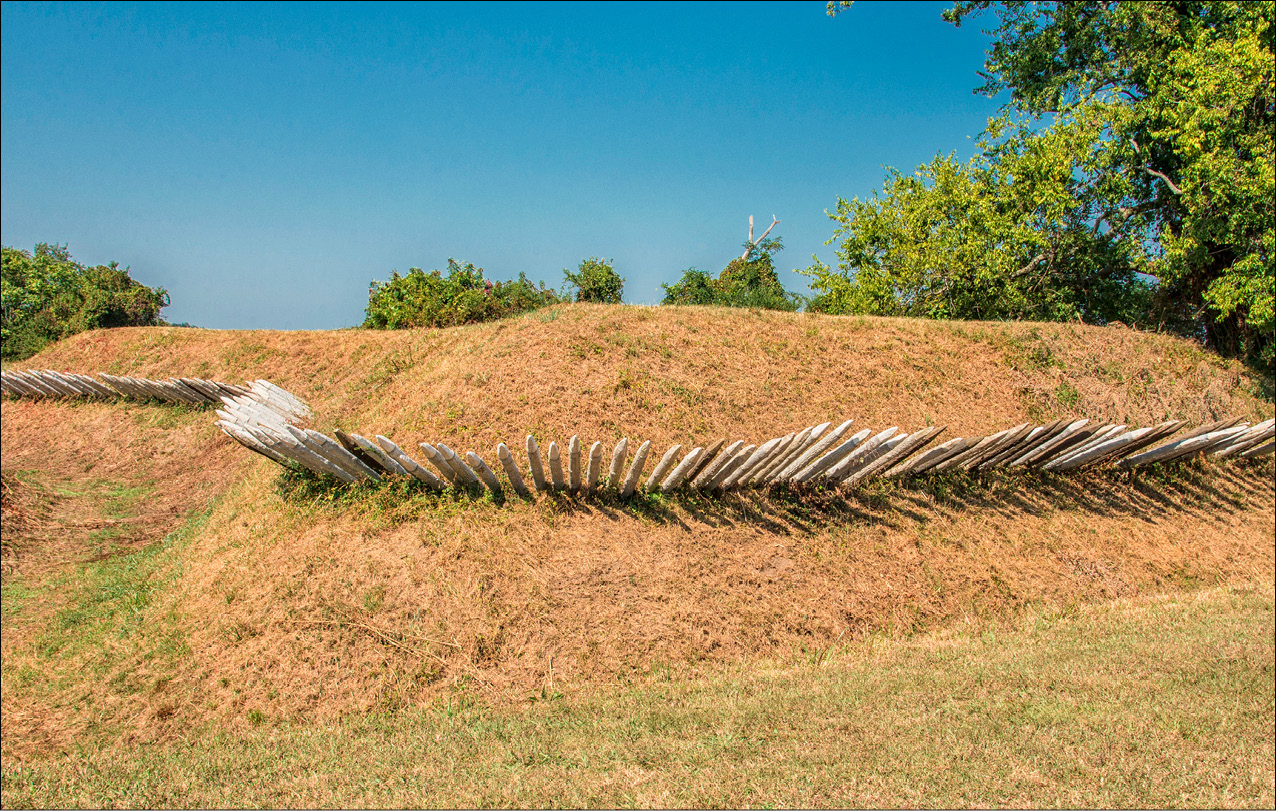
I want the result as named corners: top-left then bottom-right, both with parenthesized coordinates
top-left (2, 1), bottom-right (1002, 329)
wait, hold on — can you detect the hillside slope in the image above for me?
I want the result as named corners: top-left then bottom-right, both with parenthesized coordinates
top-left (2, 304), bottom-right (1272, 759)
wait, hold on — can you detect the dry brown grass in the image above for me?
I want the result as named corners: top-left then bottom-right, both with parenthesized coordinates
top-left (2, 305), bottom-right (1273, 771)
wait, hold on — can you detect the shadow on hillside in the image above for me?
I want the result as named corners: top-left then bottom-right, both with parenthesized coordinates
top-left (552, 458), bottom-right (1274, 536)
top-left (272, 458), bottom-right (1273, 537)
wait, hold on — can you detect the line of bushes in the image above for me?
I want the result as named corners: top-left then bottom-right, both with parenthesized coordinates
top-left (363, 239), bottom-right (801, 330)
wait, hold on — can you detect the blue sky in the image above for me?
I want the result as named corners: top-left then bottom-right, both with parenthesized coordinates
top-left (2, 1), bottom-right (1002, 329)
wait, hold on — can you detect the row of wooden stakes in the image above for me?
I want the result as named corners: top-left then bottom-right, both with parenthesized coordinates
top-left (7, 368), bottom-right (1270, 498)
top-left (215, 397), bottom-right (1275, 499)
top-left (0, 367), bottom-right (310, 421)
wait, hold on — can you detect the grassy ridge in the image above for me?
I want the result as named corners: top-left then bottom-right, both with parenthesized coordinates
top-left (3, 578), bottom-right (1271, 807)
top-left (2, 308), bottom-right (1273, 806)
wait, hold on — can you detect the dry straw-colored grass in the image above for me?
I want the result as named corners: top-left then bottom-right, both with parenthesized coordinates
top-left (2, 304), bottom-right (1273, 765)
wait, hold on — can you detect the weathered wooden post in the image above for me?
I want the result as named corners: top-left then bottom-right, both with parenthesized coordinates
top-left (779, 419), bottom-right (855, 481)
top-left (620, 440), bottom-right (651, 498)
top-left (375, 436), bottom-right (443, 488)
top-left (691, 440), bottom-right (743, 489)
top-left (467, 452), bottom-right (504, 496)
top-left (660, 447), bottom-right (705, 492)
top-left (586, 441), bottom-right (604, 492)
top-left (437, 443), bottom-right (482, 488)
top-left (646, 444), bottom-right (683, 492)
top-left (418, 443), bottom-right (459, 484)
top-left (683, 438), bottom-right (724, 483)
top-left (720, 437), bottom-right (784, 490)
top-left (608, 438), bottom-right (630, 486)
top-left (709, 444), bottom-right (755, 491)
top-left (826, 428), bottom-right (898, 482)
top-left (792, 428), bottom-right (872, 483)
top-left (526, 436), bottom-right (549, 493)
top-left (568, 435), bottom-right (583, 494)
top-left (887, 435), bottom-right (967, 477)
top-left (496, 443), bottom-right (531, 498)
top-left (848, 426), bottom-right (944, 485)
top-left (548, 442), bottom-right (566, 491)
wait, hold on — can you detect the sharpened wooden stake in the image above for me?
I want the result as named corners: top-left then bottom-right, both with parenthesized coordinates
top-left (782, 419), bottom-right (855, 481)
top-left (496, 443), bottom-right (531, 498)
top-left (741, 433), bottom-right (795, 486)
top-left (709, 445), bottom-right (754, 490)
top-left (548, 442), bottom-right (565, 490)
top-left (661, 447), bottom-right (704, 492)
top-left (376, 436), bottom-right (443, 489)
top-left (691, 440), bottom-right (743, 489)
top-left (620, 440), bottom-right (651, 498)
top-left (685, 438), bottom-right (724, 483)
top-left (467, 452), bottom-right (503, 496)
top-left (419, 443), bottom-right (459, 484)
top-left (848, 428), bottom-right (944, 485)
top-left (526, 436), bottom-right (549, 492)
top-left (792, 428), bottom-right (872, 483)
top-left (722, 437), bottom-right (785, 490)
top-left (608, 438), bottom-right (629, 486)
top-left (437, 443), bottom-right (482, 487)
top-left (887, 435), bottom-right (965, 478)
top-left (586, 442), bottom-right (604, 491)
top-left (646, 444), bottom-right (683, 492)
top-left (826, 428), bottom-right (898, 482)
top-left (568, 435), bottom-right (582, 494)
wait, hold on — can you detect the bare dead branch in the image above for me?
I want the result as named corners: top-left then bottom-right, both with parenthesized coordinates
top-left (741, 215), bottom-right (781, 260)
top-left (1143, 166), bottom-right (1184, 195)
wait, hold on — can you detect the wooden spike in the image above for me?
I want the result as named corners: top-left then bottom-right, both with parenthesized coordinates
top-left (585, 442), bottom-right (604, 492)
top-left (466, 451), bottom-right (503, 496)
top-left (620, 440), bottom-right (651, 498)
top-left (568, 435), bottom-right (582, 494)
top-left (608, 438), bottom-right (630, 486)
top-left (526, 436), bottom-right (549, 492)
top-left (646, 444), bottom-right (683, 492)
top-left (496, 443), bottom-right (531, 498)
top-left (548, 442), bottom-right (565, 490)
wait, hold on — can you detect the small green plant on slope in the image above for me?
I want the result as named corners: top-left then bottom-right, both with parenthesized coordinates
top-left (563, 257), bottom-right (624, 304)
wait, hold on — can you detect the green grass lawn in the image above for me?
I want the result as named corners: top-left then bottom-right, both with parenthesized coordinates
top-left (3, 574), bottom-right (1271, 808)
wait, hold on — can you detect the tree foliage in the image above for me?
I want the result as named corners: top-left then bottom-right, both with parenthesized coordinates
top-left (1, 243), bottom-right (170, 360)
top-left (809, 1), bottom-right (1274, 371)
top-left (563, 257), bottom-right (625, 304)
top-left (663, 236), bottom-right (801, 311)
top-left (363, 260), bottom-right (559, 329)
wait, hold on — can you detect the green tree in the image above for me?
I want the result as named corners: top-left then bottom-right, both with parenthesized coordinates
top-left (810, 1), bottom-right (1274, 371)
top-left (662, 224), bottom-right (801, 311)
top-left (363, 259), bottom-right (559, 329)
top-left (1, 243), bottom-right (169, 360)
top-left (563, 257), bottom-right (624, 304)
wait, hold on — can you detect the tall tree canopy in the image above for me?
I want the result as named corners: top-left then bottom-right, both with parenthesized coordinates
top-left (806, 1), bottom-right (1274, 371)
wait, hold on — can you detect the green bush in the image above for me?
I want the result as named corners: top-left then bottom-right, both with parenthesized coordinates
top-left (1, 243), bottom-right (169, 360)
top-left (661, 237), bottom-right (800, 311)
top-left (363, 259), bottom-right (559, 329)
top-left (660, 268), bottom-right (718, 306)
top-left (563, 257), bottom-right (624, 304)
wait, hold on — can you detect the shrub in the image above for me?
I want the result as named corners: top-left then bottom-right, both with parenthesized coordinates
top-left (660, 268), bottom-right (717, 306)
top-left (363, 259), bottom-right (559, 329)
top-left (1, 243), bottom-right (169, 360)
top-left (661, 237), bottom-right (800, 311)
top-left (563, 257), bottom-right (624, 304)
